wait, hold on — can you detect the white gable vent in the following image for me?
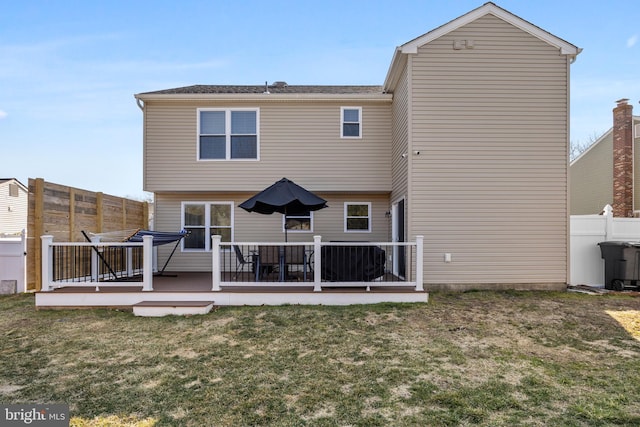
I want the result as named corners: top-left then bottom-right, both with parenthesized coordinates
top-left (635, 123), bottom-right (640, 139)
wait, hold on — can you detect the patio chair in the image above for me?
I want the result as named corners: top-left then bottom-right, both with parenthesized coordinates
top-left (257, 246), bottom-right (281, 281)
top-left (285, 245), bottom-right (308, 281)
top-left (233, 245), bottom-right (256, 280)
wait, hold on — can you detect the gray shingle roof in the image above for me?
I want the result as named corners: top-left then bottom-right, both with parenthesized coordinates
top-left (138, 84), bottom-right (385, 96)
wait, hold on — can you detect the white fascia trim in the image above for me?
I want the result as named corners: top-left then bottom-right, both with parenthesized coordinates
top-left (383, 48), bottom-right (407, 92)
top-left (400, 3), bottom-right (580, 56)
top-left (3, 178), bottom-right (28, 192)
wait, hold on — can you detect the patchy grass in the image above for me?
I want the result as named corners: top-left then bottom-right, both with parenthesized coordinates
top-left (1, 291), bottom-right (640, 426)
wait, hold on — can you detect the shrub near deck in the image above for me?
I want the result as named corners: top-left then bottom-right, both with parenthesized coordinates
top-left (1, 292), bottom-right (640, 426)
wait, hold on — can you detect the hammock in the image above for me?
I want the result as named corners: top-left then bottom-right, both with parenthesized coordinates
top-left (85, 229), bottom-right (187, 245)
top-left (127, 229), bottom-right (188, 247)
top-left (82, 229), bottom-right (189, 277)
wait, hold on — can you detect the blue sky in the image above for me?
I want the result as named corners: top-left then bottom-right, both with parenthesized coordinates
top-left (1, 0), bottom-right (638, 199)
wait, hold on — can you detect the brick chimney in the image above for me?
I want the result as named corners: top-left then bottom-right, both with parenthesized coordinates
top-left (612, 98), bottom-right (634, 217)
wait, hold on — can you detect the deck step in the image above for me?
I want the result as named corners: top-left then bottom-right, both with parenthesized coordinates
top-left (133, 300), bottom-right (215, 317)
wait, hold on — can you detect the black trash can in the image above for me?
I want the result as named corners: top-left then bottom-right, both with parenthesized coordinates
top-left (598, 241), bottom-right (640, 291)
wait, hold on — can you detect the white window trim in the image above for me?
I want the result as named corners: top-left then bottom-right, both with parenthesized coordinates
top-left (282, 212), bottom-right (314, 233)
top-left (344, 202), bottom-right (372, 233)
top-left (340, 106), bottom-right (362, 139)
top-left (181, 201), bottom-right (234, 252)
top-left (197, 108), bottom-right (260, 161)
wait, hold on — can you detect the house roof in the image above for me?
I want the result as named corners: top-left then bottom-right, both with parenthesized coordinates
top-left (383, 1), bottom-right (581, 91)
top-left (134, 84), bottom-right (390, 104)
top-left (138, 84), bottom-right (384, 96)
top-left (0, 178), bottom-right (27, 191)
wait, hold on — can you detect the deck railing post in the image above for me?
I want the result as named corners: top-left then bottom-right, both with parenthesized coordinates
top-left (313, 235), bottom-right (322, 292)
top-left (211, 235), bottom-right (222, 291)
top-left (40, 235), bottom-right (54, 292)
top-left (415, 235), bottom-right (424, 291)
top-left (142, 235), bottom-right (153, 291)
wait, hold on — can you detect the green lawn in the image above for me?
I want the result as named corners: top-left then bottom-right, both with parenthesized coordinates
top-left (1, 291), bottom-right (640, 426)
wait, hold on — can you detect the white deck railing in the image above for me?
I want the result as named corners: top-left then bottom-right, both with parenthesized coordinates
top-left (40, 235), bottom-right (154, 291)
top-left (212, 235), bottom-right (424, 292)
top-left (39, 234), bottom-right (424, 293)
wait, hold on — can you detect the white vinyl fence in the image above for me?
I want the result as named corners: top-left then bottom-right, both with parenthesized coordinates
top-left (0, 230), bottom-right (27, 293)
top-left (570, 205), bottom-right (640, 286)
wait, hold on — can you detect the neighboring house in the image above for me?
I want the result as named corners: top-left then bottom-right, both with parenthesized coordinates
top-left (0, 178), bottom-right (28, 235)
top-left (134, 2), bottom-right (580, 290)
top-left (570, 99), bottom-right (640, 216)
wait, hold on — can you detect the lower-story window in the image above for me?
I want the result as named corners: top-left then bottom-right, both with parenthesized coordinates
top-left (182, 201), bottom-right (233, 251)
top-left (284, 211), bottom-right (313, 233)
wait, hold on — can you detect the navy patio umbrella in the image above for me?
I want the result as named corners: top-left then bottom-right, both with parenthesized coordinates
top-left (239, 177), bottom-right (328, 240)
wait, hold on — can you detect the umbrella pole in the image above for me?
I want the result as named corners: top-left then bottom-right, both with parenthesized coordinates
top-left (282, 209), bottom-right (287, 282)
top-left (284, 207), bottom-right (288, 242)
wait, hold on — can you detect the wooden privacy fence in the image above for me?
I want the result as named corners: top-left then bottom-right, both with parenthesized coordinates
top-left (27, 178), bottom-right (149, 291)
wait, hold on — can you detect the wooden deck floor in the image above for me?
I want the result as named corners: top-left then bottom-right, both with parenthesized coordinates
top-left (48, 272), bottom-right (417, 294)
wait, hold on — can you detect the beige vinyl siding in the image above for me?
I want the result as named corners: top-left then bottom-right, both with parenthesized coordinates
top-left (410, 14), bottom-right (569, 286)
top-left (569, 133), bottom-right (613, 215)
top-left (391, 67), bottom-right (409, 203)
top-left (154, 192), bottom-right (390, 272)
top-left (143, 100), bottom-right (391, 193)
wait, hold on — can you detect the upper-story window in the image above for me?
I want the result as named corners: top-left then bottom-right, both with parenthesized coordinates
top-left (198, 108), bottom-right (259, 160)
top-left (344, 202), bottom-right (371, 232)
top-left (341, 107), bottom-right (361, 138)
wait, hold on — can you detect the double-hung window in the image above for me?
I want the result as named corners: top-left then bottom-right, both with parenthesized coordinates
top-left (344, 202), bottom-right (371, 232)
top-left (198, 108), bottom-right (259, 160)
top-left (284, 211), bottom-right (313, 233)
top-left (182, 202), bottom-right (233, 251)
top-left (341, 107), bottom-right (361, 138)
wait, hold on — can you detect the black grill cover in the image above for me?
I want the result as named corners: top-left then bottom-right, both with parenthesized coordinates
top-left (321, 245), bottom-right (386, 281)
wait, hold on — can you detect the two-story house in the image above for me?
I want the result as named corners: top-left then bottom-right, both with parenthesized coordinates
top-left (134, 2), bottom-right (580, 291)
